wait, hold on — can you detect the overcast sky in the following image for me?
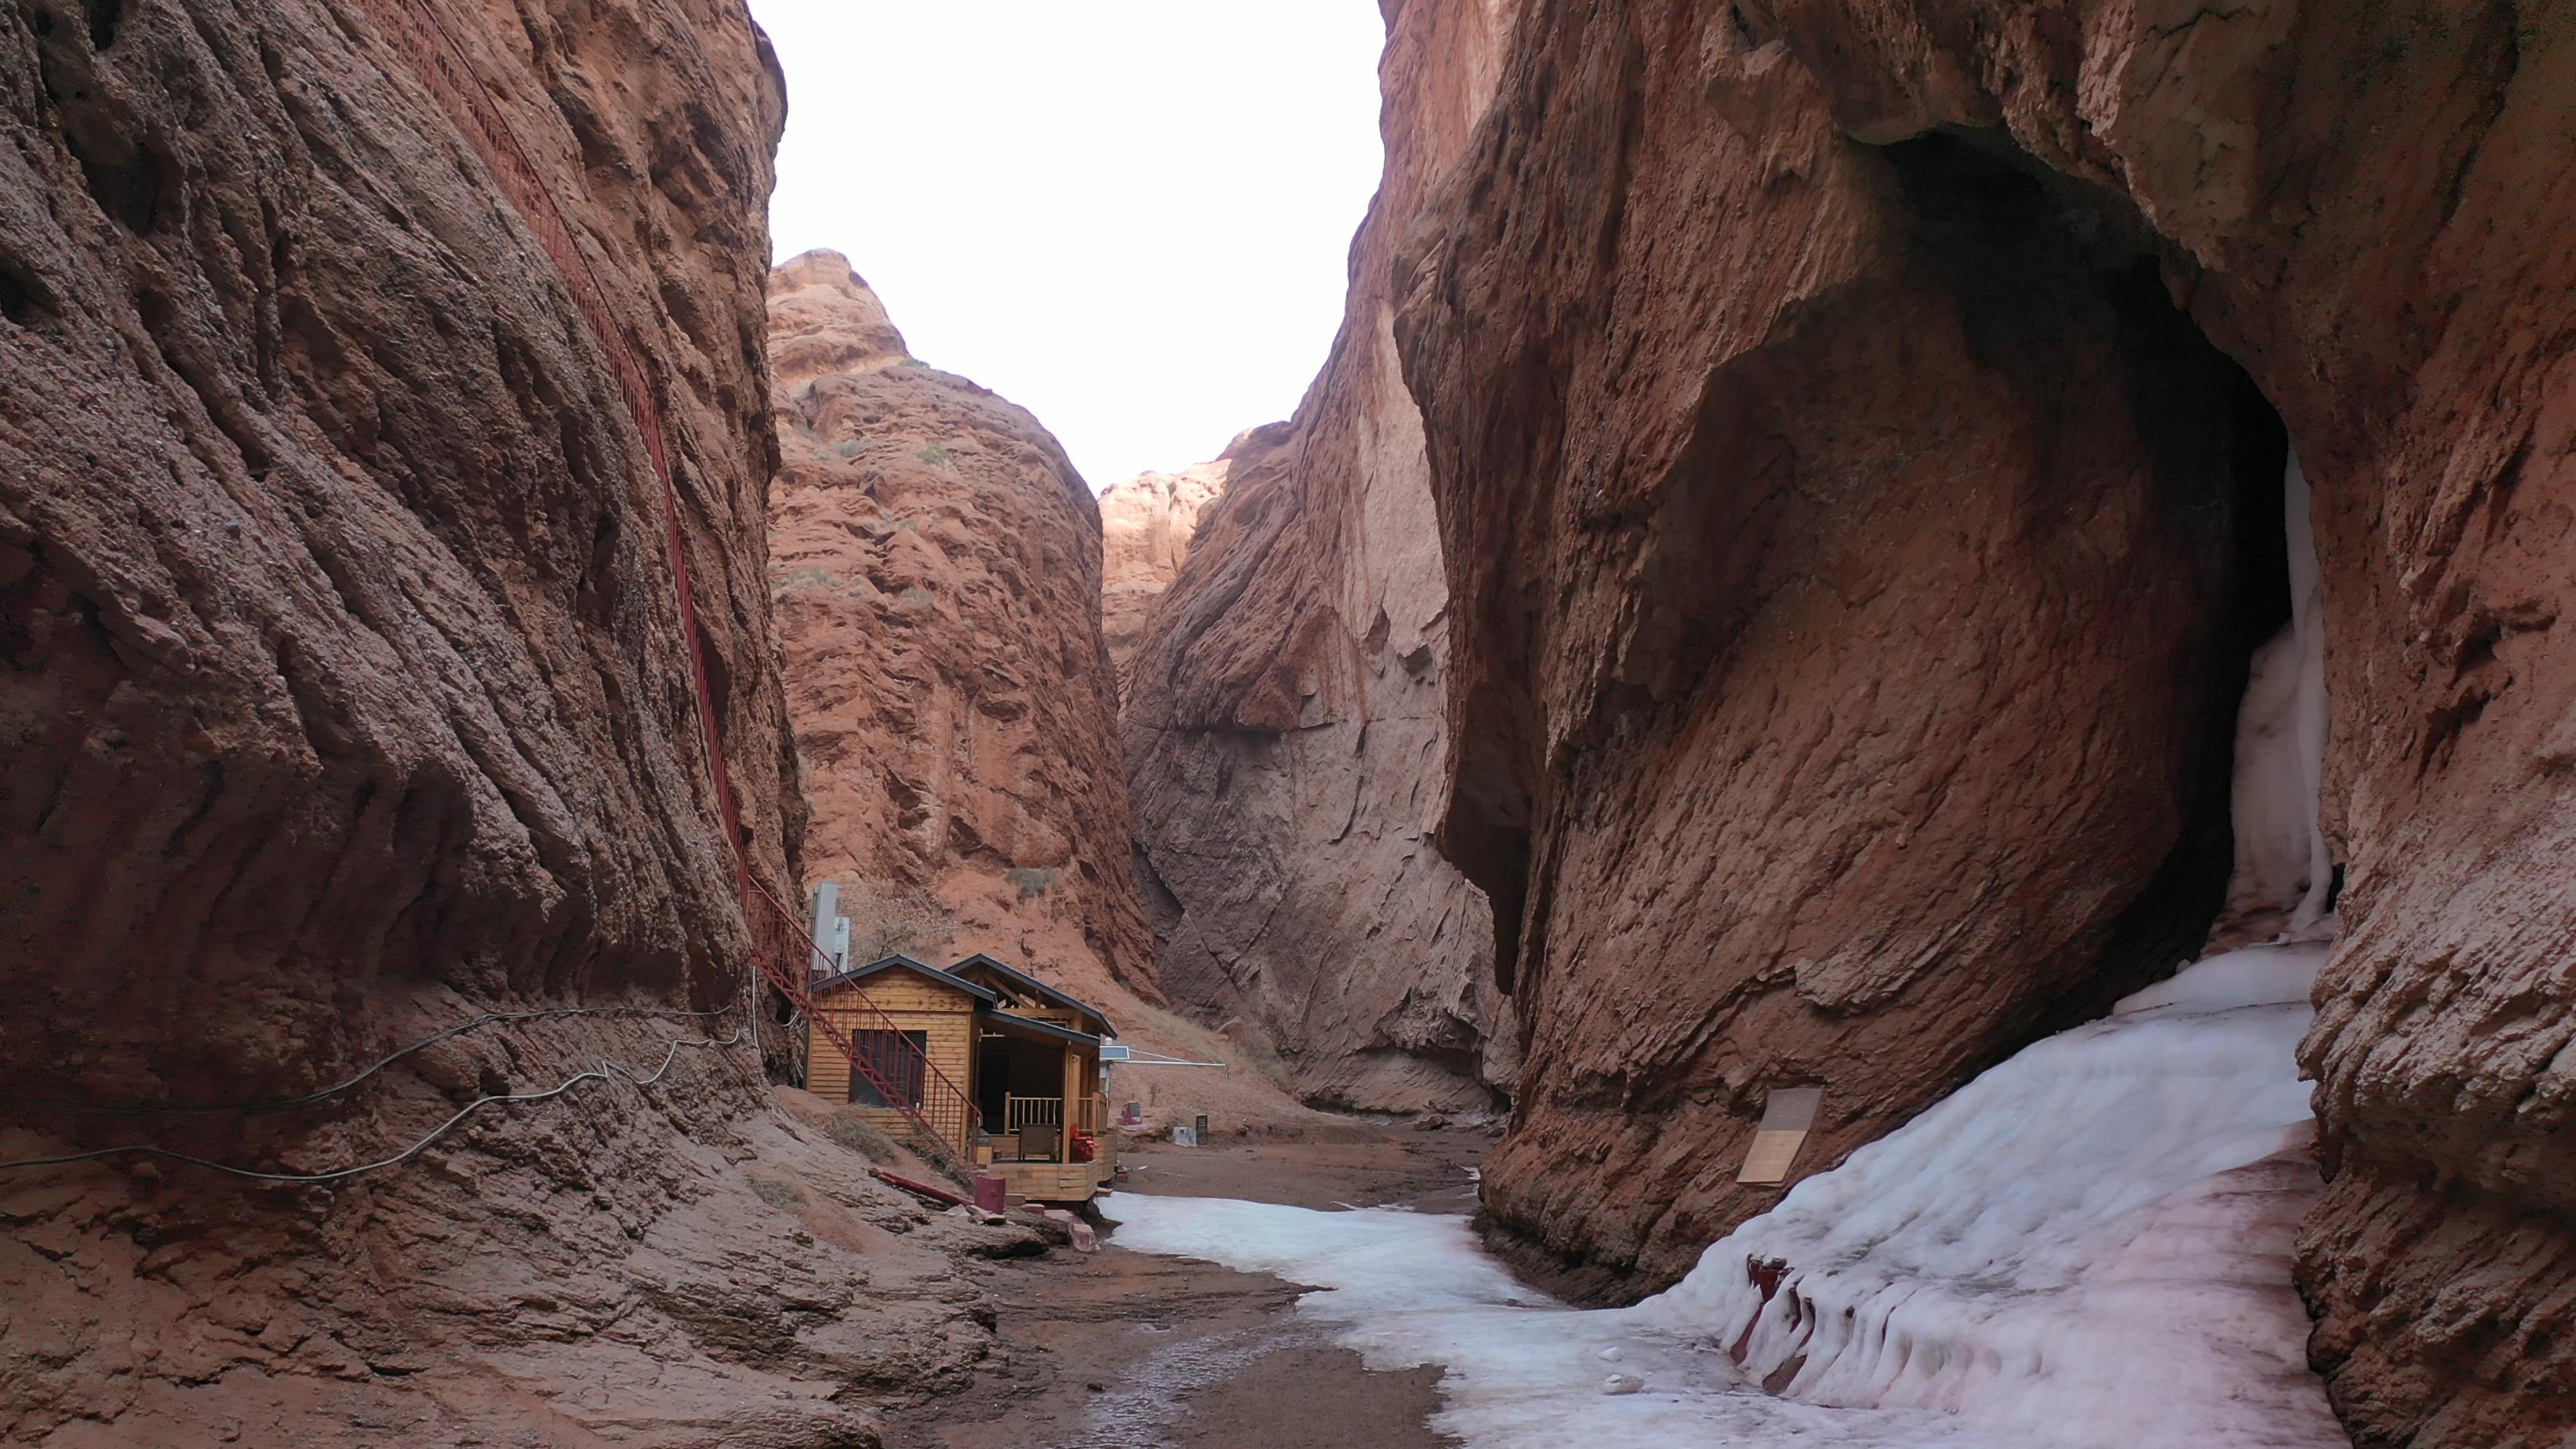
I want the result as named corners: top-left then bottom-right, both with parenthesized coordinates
top-left (749, 2), bottom-right (1388, 491)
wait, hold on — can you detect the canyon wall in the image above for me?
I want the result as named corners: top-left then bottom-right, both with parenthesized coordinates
top-left (769, 253), bottom-right (1317, 1131)
top-left (0, 5), bottom-right (1018, 1443)
top-left (1393, 2), bottom-right (2574, 1444)
top-left (1098, 455), bottom-right (1228, 686)
top-left (1119, 0), bottom-right (1523, 1113)
top-left (767, 250), bottom-right (1156, 1006)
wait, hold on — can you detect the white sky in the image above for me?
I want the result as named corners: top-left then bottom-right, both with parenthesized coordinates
top-left (750, 2), bottom-right (1389, 491)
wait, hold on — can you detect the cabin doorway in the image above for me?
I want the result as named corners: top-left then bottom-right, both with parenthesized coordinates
top-left (977, 1038), bottom-right (1070, 1160)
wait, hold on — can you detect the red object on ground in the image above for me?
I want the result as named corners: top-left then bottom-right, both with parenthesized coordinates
top-left (872, 1168), bottom-right (969, 1208)
top-left (973, 1175), bottom-right (1007, 1213)
top-left (1042, 1208), bottom-right (1099, 1253)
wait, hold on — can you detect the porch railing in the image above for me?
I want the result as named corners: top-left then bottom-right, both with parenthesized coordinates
top-left (1001, 1092), bottom-right (1111, 1136)
top-left (1003, 1095), bottom-right (1061, 1132)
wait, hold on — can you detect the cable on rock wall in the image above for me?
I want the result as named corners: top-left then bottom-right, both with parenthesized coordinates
top-left (0, 1022), bottom-right (747, 1183)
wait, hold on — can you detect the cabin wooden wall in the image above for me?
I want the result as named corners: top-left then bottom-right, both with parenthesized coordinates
top-left (808, 975), bottom-right (977, 1107)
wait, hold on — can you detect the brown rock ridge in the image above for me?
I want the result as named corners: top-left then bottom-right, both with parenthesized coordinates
top-left (0, 3), bottom-right (1024, 1443)
top-left (767, 248), bottom-right (1152, 1008)
top-left (1393, 2), bottom-right (2575, 1444)
top-left (1118, 0), bottom-right (1525, 1114)
top-left (767, 253), bottom-right (1308, 1132)
top-left (1098, 454), bottom-right (1230, 687)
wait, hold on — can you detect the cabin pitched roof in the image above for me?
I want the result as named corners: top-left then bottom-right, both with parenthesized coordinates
top-left (979, 1010), bottom-right (1104, 1050)
top-left (812, 953), bottom-right (1000, 1004)
top-left (945, 953), bottom-right (1116, 1036)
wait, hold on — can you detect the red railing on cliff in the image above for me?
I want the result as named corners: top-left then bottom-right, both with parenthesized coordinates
top-left (352, 0), bottom-right (981, 1161)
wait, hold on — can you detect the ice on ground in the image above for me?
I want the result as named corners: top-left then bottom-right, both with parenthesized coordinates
top-left (1644, 958), bottom-right (2344, 1448)
top-left (1111, 1195), bottom-right (2020, 1447)
top-left (1110, 949), bottom-right (2343, 1448)
top-left (2115, 936), bottom-right (2326, 1013)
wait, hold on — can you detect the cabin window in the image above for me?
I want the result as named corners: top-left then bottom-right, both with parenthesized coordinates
top-left (849, 1029), bottom-right (928, 1109)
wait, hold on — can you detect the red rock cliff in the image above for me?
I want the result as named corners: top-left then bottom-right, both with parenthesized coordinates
top-left (1, 6), bottom-right (1017, 1442)
top-left (1098, 455), bottom-right (1229, 687)
top-left (766, 250), bottom-right (1159, 1010)
top-left (1394, 2), bottom-right (2575, 1444)
top-left (1120, 0), bottom-right (1525, 1112)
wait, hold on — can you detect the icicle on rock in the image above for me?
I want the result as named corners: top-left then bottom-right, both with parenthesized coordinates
top-left (2219, 449), bottom-right (2338, 944)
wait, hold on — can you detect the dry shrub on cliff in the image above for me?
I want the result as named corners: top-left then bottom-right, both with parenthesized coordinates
top-left (748, 1175), bottom-right (809, 1210)
top-left (841, 879), bottom-right (957, 963)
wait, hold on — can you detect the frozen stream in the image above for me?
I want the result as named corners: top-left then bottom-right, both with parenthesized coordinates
top-left (1108, 943), bottom-right (2347, 1449)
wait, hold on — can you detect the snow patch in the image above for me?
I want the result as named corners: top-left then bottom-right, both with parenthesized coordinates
top-left (1642, 997), bottom-right (2344, 1447)
top-left (1110, 986), bottom-right (2343, 1447)
top-left (1110, 1195), bottom-right (2018, 1446)
top-left (2114, 938), bottom-right (2326, 1014)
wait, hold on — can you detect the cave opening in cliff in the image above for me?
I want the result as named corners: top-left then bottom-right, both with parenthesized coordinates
top-left (1880, 128), bottom-right (2302, 1010)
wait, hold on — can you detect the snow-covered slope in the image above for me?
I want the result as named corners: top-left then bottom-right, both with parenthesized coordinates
top-left (1639, 945), bottom-right (2343, 1446)
top-left (1112, 951), bottom-right (2343, 1447)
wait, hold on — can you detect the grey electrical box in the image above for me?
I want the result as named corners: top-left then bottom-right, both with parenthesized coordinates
top-left (810, 882), bottom-right (841, 975)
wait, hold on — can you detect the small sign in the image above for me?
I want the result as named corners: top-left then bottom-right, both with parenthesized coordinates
top-left (1737, 1087), bottom-right (1823, 1185)
top-left (1101, 1044), bottom-right (1132, 1061)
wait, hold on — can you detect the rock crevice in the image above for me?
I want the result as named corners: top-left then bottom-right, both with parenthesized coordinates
top-left (1118, 0), bottom-right (1526, 1114)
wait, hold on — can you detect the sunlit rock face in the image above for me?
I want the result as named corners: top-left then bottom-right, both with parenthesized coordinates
top-left (1099, 455), bottom-right (1230, 688)
top-left (1393, 2), bottom-right (2576, 1442)
top-left (1119, 0), bottom-right (1527, 1112)
top-left (767, 251), bottom-right (1159, 1006)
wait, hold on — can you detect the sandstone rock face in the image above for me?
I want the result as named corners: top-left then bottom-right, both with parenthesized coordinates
top-left (1119, 0), bottom-right (1523, 1113)
top-left (768, 251), bottom-right (1157, 1008)
top-left (0, 3), bottom-right (1016, 1442)
top-left (1097, 455), bottom-right (1228, 686)
top-left (0, 0), bottom-right (798, 1116)
top-left (1393, 2), bottom-right (2575, 1443)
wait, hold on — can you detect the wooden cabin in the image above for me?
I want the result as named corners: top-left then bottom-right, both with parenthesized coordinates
top-left (806, 955), bottom-right (994, 1157)
top-left (806, 952), bottom-right (1118, 1204)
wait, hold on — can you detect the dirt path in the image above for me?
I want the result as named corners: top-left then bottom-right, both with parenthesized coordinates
top-left (887, 1122), bottom-right (1492, 1449)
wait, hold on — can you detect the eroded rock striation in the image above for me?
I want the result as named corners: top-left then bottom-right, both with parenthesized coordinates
top-left (1392, 2), bottom-right (2575, 1444)
top-left (1097, 455), bottom-right (1229, 687)
top-left (0, 3), bottom-right (1011, 1442)
top-left (1119, 0), bottom-right (1524, 1114)
top-left (767, 250), bottom-right (1157, 1008)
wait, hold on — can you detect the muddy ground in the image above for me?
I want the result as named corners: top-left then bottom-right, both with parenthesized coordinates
top-left (887, 1121), bottom-right (1493, 1449)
